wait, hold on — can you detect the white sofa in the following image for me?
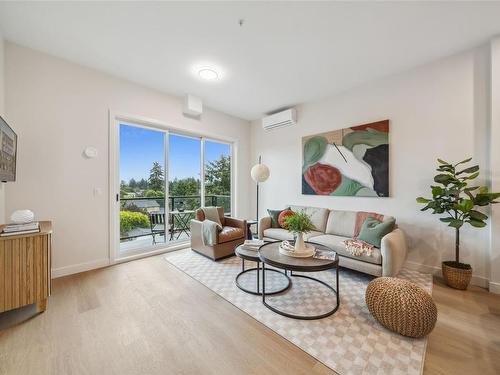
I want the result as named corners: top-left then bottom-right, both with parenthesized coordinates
top-left (258, 205), bottom-right (407, 277)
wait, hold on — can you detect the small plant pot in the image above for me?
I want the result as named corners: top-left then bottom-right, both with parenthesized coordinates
top-left (442, 261), bottom-right (472, 290)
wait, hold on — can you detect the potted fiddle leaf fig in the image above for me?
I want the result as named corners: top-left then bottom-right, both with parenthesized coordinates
top-left (416, 158), bottom-right (500, 290)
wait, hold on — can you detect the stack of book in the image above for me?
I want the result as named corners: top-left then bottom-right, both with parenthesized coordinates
top-left (240, 239), bottom-right (264, 251)
top-left (1, 221), bottom-right (40, 237)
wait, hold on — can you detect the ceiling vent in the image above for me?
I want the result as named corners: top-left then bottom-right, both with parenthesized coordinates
top-left (262, 108), bottom-right (296, 131)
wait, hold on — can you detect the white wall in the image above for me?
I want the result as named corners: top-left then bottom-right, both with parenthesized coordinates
top-left (251, 46), bottom-right (493, 288)
top-left (489, 37), bottom-right (500, 293)
top-left (5, 42), bottom-right (252, 276)
top-left (0, 34), bottom-right (5, 224)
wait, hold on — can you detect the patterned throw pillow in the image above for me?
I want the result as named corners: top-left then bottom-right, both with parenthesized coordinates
top-left (342, 238), bottom-right (374, 257)
top-left (278, 209), bottom-right (295, 229)
top-left (267, 208), bottom-right (289, 228)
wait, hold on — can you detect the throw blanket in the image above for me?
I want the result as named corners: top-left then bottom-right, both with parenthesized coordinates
top-left (201, 220), bottom-right (220, 246)
top-left (202, 207), bottom-right (222, 227)
top-left (342, 238), bottom-right (374, 257)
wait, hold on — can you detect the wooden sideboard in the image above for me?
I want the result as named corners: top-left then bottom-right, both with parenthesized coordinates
top-left (0, 221), bottom-right (52, 313)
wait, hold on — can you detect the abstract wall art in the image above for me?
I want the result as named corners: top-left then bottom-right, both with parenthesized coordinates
top-left (302, 120), bottom-right (389, 197)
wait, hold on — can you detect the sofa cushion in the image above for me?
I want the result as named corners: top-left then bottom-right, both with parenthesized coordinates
top-left (358, 217), bottom-right (396, 248)
top-left (267, 208), bottom-right (288, 228)
top-left (310, 234), bottom-right (382, 265)
top-left (218, 226), bottom-right (244, 243)
top-left (354, 211), bottom-right (384, 237)
top-left (263, 228), bottom-right (323, 241)
top-left (289, 205), bottom-right (329, 232)
top-left (306, 231), bottom-right (324, 240)
top-left (278, 209), bottom-right (294, 229)
top-left (325, 210), bottom-right (357, 237)
top-left (263, 228), bottom-right (294, 241)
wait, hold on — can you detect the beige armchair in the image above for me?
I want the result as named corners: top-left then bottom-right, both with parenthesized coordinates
top-left (190, 207), bottom-right (247, 260)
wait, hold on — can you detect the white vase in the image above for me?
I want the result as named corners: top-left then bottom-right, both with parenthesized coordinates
top-left (294, 232), bottom-right (307, 253)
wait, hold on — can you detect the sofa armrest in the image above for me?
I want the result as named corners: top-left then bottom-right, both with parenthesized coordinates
top-left (380, 228), bottom-right (407, 277)
top-left (258, 216), bottom-right (272, 240)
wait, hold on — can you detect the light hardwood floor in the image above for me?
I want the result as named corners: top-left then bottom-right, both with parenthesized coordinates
top-left (0, 252), bottom-right (499, 375)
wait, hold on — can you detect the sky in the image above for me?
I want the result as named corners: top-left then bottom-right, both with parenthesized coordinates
top-left (120, 124), bottom-right (230, 182)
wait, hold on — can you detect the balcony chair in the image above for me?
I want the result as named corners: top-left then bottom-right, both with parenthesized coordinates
top-left (149, 212), bottom-right (166, 245)
top-left (190, 207), bottom-right (246, 260)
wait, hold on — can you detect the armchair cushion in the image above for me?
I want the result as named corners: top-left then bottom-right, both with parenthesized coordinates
top-left (218, 226), bottom-right (245, 243)
top-left (224, 217), bottom-right (246, 230)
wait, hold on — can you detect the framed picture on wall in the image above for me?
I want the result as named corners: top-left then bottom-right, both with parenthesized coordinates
top-left (302, 119), bottom-right (389, 197)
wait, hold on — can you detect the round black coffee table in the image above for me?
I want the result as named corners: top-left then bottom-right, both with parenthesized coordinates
top-left (259, 241), bottom-right (339, 320)
top-left (235, 245), bottom-right (291, 296)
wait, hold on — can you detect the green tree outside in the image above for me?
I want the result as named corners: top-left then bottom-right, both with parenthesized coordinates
top-left (148, 161), bottom-right (164, 191)
top-left (205, 155), bottom-right (231, 195)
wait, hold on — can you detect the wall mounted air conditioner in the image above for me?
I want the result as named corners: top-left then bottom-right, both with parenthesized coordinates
top-left (262, 108), bottom-right (296, 131)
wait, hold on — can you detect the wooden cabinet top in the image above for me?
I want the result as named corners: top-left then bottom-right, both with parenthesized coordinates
top-left (0, 221), bottom-right (52, 240)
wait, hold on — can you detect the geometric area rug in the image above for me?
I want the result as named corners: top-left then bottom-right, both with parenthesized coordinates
top-left (165, 249), bottom-right (432, 375)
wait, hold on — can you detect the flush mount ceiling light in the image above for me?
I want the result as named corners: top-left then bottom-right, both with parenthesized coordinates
top-left (198, 67), bottom-right (219, 81)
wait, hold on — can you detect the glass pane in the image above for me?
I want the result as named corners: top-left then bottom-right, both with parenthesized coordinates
top-left (168, 134), bottom-right (201, 241)
top-left (204, 140), bottom-right (231, 215)
top-left (119, 124), bottom-right (166, 253)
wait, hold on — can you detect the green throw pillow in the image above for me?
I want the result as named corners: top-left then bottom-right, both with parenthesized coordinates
top-left (267, 208), bottom-right (289, 228)
top-left (358, 217), bottom-right (396, 248)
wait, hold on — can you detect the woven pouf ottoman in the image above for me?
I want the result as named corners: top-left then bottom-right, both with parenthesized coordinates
top-left (365, 277), bottom-right (437, 338)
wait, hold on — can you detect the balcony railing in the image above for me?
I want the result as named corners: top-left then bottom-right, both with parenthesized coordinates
top-left (119, 194), bottom-right (230, 242)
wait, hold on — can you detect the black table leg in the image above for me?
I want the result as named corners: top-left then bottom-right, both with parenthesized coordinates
top-left (261, 268), bottom-right (339, 320)
top-left (235, 257), bottom-right (290, 296)
top-left (256, 261), bottom-right (260, 293)
top-left (262, 262), bottom-right (266, 303)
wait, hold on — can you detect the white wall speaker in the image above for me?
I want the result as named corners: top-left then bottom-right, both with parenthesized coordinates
top-left (183, 94), bottom-right (203, 117)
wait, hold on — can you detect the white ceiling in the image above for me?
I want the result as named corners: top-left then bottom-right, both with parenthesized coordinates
top-left (1, 2), bottom-right (500, 121)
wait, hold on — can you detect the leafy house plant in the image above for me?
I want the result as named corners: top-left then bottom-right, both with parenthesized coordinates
top-left (284, 211), bottom-right (315, 253)
top-left (416, 158), bottom-right (500, 289)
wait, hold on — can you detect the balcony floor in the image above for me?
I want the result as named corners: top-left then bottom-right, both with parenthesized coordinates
top-left (120, 231), bottom-right (191, 254)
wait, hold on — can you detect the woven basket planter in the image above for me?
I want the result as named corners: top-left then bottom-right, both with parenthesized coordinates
top-left (365, 277), bottom-right (437, 338)
top-left (442, 262), bottom-right (472, 290)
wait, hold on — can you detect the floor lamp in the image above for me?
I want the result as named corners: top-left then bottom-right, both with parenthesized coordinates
top-left (250, 156), bottom-right (270, 234)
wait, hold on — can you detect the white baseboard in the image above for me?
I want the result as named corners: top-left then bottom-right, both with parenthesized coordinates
top-left (51, 258), bottom-right (110, 278)
top-left (404, 260), bottom-right (490, 289)
top-left (489, 281), bottom-right (500, 294)
top-left (50, 243), bottom-right (190, 279)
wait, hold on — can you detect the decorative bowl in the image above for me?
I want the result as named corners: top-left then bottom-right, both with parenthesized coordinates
top-left (279, 243), bottom-right (315, 258)
top-left (10, 210), bottom-right (35, 224)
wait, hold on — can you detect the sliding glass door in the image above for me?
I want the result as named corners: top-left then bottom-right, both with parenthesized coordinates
top-left (168, 134), bottom-right (201, 242)
top-left (204, 140), bottom-right (232, 215)
top-left (119, 124), bottom-right (167, 254)
top-left (115, 121), bottom-right (233, 258)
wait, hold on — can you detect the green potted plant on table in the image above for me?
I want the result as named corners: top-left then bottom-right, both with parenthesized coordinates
top-left (417, 158), bottom-right (500, 289)
top-left (284, 211), bottom-right (315, 254)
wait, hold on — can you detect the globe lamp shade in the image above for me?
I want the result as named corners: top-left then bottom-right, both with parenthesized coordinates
top-left (251, 163), bottom-right (270, 183)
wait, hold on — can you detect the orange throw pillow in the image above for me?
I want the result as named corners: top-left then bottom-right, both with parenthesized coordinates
top-left (278, 209), bottom-right (294, 229)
